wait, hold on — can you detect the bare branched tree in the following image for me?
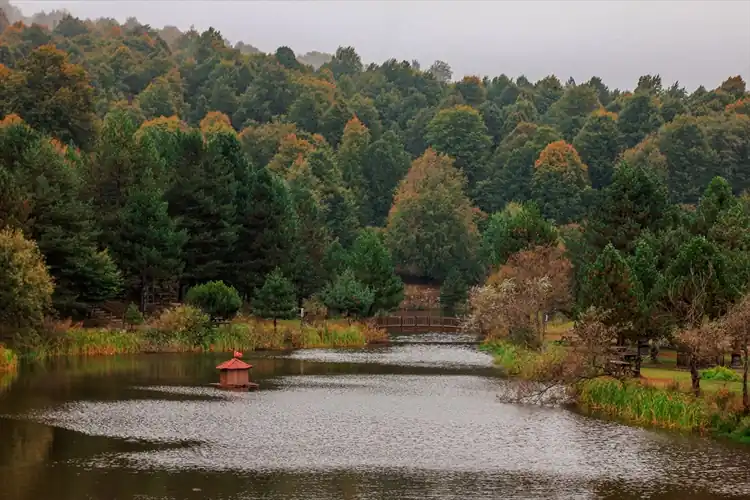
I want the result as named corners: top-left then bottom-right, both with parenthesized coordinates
top-left (676, 322), bottom-right (729, 396)
top-left (721, 293), bottom-right (750, 413)
top-left (497, 307), bottom-right (621, 406)
top-left (464, 246), bottom-right (572, 346)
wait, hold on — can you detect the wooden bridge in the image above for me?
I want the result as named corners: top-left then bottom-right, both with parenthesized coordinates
top-left (374, 315), bottom-right (461, 333)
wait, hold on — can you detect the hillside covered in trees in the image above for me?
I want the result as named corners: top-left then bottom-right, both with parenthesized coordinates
top-left (1, 4), bottom-right (750, 339)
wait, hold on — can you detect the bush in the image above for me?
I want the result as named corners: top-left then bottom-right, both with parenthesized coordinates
top-left (700, 365), bottom-right (742, 382)
top-left (147, 305), bottom-right (211, 347)
top-left (0, 228), bottom-right (54, 329)
top-left (302, 296), bottom-right (328, 322)
top-left (0, 345), bottom-right (18, 372)
top-left (185, 281), bottom-right (242, 320)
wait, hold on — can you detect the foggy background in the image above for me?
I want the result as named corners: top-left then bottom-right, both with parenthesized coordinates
top-left (9, 0), bottom-right (750, 90)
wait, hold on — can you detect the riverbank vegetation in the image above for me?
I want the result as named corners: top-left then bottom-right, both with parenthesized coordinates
top-left (1, 2), bottom-right (750, 419)
top-left (13, 308), bottom-right (384, 359)
top-left (0, 345), bottom-right (17, 372)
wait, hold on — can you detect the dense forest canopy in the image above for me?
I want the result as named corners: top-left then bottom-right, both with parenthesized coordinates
top-left (0, 3), bottom-right (749, 337)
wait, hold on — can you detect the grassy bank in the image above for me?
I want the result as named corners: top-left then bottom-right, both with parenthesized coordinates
top-left (577, 378), bottom-right (750, 443)
top-left (12, 309), bottom-right (388, 360)
top-left (480, 339), bottom-right (750, 443)
top-left (479, 340), bottom-right (566, 379)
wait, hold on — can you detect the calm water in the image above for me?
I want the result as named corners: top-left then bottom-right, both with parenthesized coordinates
top-left (2, 334), bottom-right (750, 500)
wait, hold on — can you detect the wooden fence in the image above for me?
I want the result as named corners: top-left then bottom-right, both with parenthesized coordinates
top-left (375, 316), bottom-right (461, 333)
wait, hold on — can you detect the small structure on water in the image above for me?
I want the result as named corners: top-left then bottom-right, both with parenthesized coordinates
top-left (212, 353), bottom-right (259, 391)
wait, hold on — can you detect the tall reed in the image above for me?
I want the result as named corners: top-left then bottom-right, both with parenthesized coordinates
top-left (577, 378), bottom-right (710, 432)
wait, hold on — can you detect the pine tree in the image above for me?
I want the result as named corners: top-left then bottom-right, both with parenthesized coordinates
top-left (440, 269), bottom-right (468, 316)
top-left (165, 128), bottom-right (238, 287)
top-left (111, 170), bottom-right (187, 311)
top-left (253, 268), bottom-right (298, 332)
top-left (0, 120), bottom-right (122, 314)
top-left (579, 244), bottom-right (645, 344)
top-left (321, 269), bottom-right (375, 320)
top-left (233, 164), bottom-right (297, 297)
top-left (348, 228), bottom-right (404, 314)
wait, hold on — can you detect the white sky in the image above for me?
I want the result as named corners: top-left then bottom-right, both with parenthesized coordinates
top-left (10, 0), bottom-right (750, 91)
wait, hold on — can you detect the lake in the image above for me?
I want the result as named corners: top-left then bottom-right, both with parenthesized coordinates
top-left (2, 333), bottom-right (750, 499)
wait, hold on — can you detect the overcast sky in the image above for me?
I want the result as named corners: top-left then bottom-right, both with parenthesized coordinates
top-left (11, 0), bottom-right (750, 90)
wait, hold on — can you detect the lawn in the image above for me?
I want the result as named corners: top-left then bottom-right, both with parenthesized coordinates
top-left (543, 320), bottom-right (743, 394)
top-left (640, 366), bottom-right (743, 393)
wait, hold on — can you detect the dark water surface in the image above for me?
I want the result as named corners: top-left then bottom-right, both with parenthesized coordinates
top-left (2, 336), bottom-right (750, 500)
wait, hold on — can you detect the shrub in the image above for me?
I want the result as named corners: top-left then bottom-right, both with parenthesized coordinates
top-left (700, 365), bottom-right (742, 382)
top-left (0, 345), bottom-right (18, 372)
top-left (185, 281), bottom-right (242, 320)
top-left (302, 296), bottom-right (328, 322)
top-left (147, 305), bottom-right (211, 347)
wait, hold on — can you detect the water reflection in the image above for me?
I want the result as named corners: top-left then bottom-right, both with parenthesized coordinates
top-left (1, 337), bottom-right (750, 499)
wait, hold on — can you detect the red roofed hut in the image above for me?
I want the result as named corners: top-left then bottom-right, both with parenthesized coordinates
top-left (214, 357), bottom-right (258, 391)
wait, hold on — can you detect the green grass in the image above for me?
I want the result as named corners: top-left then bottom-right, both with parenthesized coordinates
top-left (291, 324), bottom-right (367, 348)
top-left (578, 378), bottom-right (711, 432)
top-left (12, 315), bottom-right (382, 360)
top-left (640, 367), bottom-right (743, 394)
top-left (480, 340), bottom-right (567, 380)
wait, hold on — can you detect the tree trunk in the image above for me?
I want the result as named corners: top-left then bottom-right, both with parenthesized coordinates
top-left (690, 353), bottom-right (701, 397)
top-left (139, 276), bottom-right (147, 313)
top-left (273, 317), bottom-right (277, 334)
top-left (650, 342), bottom-right (659, 364)
top-left (743, 345), bottom-right (749, 415)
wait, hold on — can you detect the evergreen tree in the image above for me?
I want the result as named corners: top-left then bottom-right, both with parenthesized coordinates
top-left (578, 244), bottom-right (645, 344)
top-left (252, 268), bottom-right (298, 331)
top-left (287, 169), bottom-right (332, 300)
top-left (348, 228), bottom-right (404, 314)
top-left (0, 120), bottom-right (122, 314)
top-left (481, 202), bottom-right (558, 268)
top-left (440, 269), bottom-right (468, 316)
top-left (585, 161), bottom-right (672, 254)
top-left (110, 170), bottom-right (187, 311)
top-left (165, 128), bottom-right (238, 287)
top-left (619, 92), bottom-right (663, 149)
top-left (321, 269), bottom-right (375, 320)
top-left (233, 164), bottom-right (297, 297)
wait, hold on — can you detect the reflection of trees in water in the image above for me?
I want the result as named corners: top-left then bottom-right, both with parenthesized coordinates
top-left (1, 462), bottom-right (733, 500)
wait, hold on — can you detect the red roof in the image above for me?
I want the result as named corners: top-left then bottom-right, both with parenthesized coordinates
top-left (216, 358), bottom-right (252, 370)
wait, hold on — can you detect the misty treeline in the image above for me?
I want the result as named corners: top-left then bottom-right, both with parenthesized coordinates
top-left (1, 7), bottom-right (750, 344)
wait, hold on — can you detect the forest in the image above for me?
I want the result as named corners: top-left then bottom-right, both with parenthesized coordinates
top-left (1, 3), bottom-right (750, 362)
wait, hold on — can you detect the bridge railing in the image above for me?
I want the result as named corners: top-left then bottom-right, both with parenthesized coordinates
top-left (374, 315), bottom-right (462, 333)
